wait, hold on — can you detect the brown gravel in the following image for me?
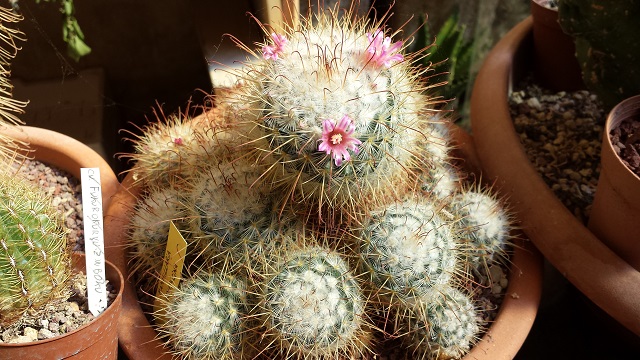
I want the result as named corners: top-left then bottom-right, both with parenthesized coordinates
top-left (509, 81), bottom-right (606, 224)
top-left (16, 158), bottom-right (85, 251)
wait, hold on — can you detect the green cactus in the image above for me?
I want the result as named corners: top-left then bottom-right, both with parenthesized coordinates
top-left (449, 188), bottom-right (512, 270)
top-left (358, 198), bottom-right (460, 301)
top-left (258, 246), bottom-right (372, 359)
top-left (225, 6), bottom-right (446, 221)
top-left (401, 286), bottom-right (481, 360)
top-left (154, 271), bottom-right (250, 360)
top-left (0, 173), bottom-right (71, 325)
top-left (558, 0), bottom-right (640, 110)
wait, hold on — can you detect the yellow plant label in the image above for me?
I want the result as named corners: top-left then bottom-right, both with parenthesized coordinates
top-left (153, 221), bottom-right (187, 320)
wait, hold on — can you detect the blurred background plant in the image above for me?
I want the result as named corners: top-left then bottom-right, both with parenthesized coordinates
top-left (10, 0), bottom-right (91, 61)
top-left (411, 8), bottom-right (474, 112)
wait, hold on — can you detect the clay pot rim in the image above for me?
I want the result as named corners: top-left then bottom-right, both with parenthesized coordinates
top-left (0, 125), bottom-right (119, 207)
top-left (470, 16), bottom-right (640, 336)
top-left (106, 119), bottom-right (542, 360)
top-left (530, 0), bottom-right (560, 28)
top-left (604, 94), bottom-right (640, 184)
top-left (0, 254), bottom-right (124, 348)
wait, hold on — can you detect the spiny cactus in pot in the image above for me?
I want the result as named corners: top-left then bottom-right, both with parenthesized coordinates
top-left (0, 6), bottom-right (73, 327)
top-left (118, 4), bottom-right (528, 360)
top-left (0, 172), bottom-right (72, 325)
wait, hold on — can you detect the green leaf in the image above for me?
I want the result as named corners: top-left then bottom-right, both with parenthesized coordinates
top-left (66, 35), bottom-right (91, 62)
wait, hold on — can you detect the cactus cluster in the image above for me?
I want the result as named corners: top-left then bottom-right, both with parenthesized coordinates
top-left (400, 286), bottom-right (481, 360)
top-left (123, 4), bottom-right (517, 360)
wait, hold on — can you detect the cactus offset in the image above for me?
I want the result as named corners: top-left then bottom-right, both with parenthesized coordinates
top-left (122, 105), bottom-right (240, 186)
top-left (401, 286), bottom-right (481, 360)
top-left (126, 184), bottom-right (194, 290)
top-left (358, 198), bottom-right (460, 301)
top-left (421, 163), bottom-right (461, 200)
top-left (154, 272), bottom-right (250, 360)
top-left (257, 246), bottom-right (372, 359)
top-left (185, 156), bottom-right (275, 272)
top-left (449, 188), bottom-right (512, 270)
top-left (0, 173), bottom-right (70, 325)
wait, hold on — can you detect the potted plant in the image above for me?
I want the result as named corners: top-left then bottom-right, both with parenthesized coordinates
top-left (589, 95), bottom-right (640, 270)
top-left (556, 0), bottom-right (640, 272)
top-left (0, 6), bottom-right (122, 358)
top-left (469, 11), bottom-right (640, 338)
top-left (106, 4), bottom-right (542, 360)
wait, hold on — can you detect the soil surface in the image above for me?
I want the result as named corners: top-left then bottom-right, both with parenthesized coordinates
top-left (611, 118), bottom-right (640, 177)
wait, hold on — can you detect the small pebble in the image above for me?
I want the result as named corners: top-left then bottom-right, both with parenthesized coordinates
top-left (37, 328), bottom-right (56, 340)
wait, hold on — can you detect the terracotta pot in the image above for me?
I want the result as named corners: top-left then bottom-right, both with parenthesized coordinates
top-left (0, 253), bottom-right (124, 359)
top-left (589, 95), bottom-right (640, 271)
top-left (0, 126), bottom-right (119, 209)
top-left (470, 16), bottom-right (640, 336)
top-left (104, 112), bottom-right (542, 360)
top-left (530, 0), bottom-right (583, 92)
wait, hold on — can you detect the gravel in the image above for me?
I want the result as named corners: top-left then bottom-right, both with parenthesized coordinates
top-left (16, 158), bottom-right (85, 251)
top-left (509, 81), bottom-right (606, 224)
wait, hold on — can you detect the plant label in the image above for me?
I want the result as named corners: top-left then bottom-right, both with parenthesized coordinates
top-left (81, 167), bottom-right (108, 316)
top-left (153, 221), bottom-right (188, 324)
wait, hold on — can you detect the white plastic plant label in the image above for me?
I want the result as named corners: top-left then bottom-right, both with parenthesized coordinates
top-left (80, 167), bottom-right (108, 316)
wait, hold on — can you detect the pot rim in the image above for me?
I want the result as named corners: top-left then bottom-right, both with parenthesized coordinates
top-left (604, 94), bottom-right (640, 184)
top-left (0, 125), bottom-right (119, 207)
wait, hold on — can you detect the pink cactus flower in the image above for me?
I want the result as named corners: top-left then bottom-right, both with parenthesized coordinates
top-left (173, 137), bottom-right (183, 146)
top-left (318, 115), bottom-right (362, 166)
top-left (262, 33), bottom-right (288, 60)
top-left (366, 29), bottom-right (404, 68)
